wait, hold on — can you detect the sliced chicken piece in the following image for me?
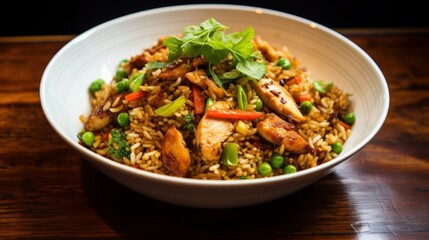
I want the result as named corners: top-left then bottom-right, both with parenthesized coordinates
top-left (158, 57), bottom-right (208, 81)
top-left (191, 56), bottom-right (207, 68)
top-left (200, 75), bottom-right (225, 99)
top-left (257, 113), bottom-right (310, 154)
top-left (185, 69), bottom-right (208, 89)
top-left (84, 93), bottom-right (127, 132)
top-left (186, 69), bottom-right (224, 99)
top-left (161, 125), bottom-right (191, 177)
top-left (84, 106), bottom-right (111, 132)
top-left (128, 39), bottom-right (166, 70)
top-left (158, 62), bottom-right (189, 81)
top-left (196, 101), bottom-right (234, 162)
top-left (253, 78), bottom-right (305, 122)
top-left (253, 36), bottom-right (279, 62)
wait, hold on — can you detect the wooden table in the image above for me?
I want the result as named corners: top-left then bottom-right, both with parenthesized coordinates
top-left (1, 29), bottom-right (428, 239)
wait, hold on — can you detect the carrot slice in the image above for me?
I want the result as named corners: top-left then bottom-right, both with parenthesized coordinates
top-left (193, 84), bottom-right (205, 115)
top-left (125, 91), bottom-right (146, 102)
top-left (206, 109), bottom-right (264, 120)
top-left (297, 92), bottom-right (313, 103)
top-left (339, 121), bottom-right (351, 129)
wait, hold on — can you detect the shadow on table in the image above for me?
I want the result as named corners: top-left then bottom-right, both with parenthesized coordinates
top-left (81, 160), bottom-right (356, 239)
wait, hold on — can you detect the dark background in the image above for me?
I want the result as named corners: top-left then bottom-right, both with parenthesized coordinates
top-left (2, 0), bottom-right (428, 36)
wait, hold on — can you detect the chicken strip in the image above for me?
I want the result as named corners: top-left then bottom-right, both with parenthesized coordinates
top-left (158, 57), bottom-right (207, 81)
top-left (257, 113), bottom-right (310, 154)
top-left (253, 36), bottom-right (279, 62)
top-left (186, 69), bottom-right (225, 99)
top-left (84, 93), bottom-right (127, 132)
top-left (161, 125), bottom-right (191, 177)
top-left (253, 78), bottom-right (305, 122)
top-left (196, 101), bottom-right (234, 162)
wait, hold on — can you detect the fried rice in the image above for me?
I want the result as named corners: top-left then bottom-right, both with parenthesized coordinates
top-left (78, 20), bottom-right (352, 180)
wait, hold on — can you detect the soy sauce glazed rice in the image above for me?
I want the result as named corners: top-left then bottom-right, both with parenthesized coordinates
top-left (78, 18), bottom-right (354, 180)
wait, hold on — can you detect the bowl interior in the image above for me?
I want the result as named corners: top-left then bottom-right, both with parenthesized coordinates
top-left (40, 4), bottom-right (389, 184)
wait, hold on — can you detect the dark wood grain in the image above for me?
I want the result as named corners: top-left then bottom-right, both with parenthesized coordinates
top-left (0, 31), bottom-right (428, 239)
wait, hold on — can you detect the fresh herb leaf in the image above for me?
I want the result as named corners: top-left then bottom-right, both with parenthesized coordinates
top-left (236, 59), bottom-right (266, 80)
top-left (163, 36), bottom-right (183, 61)
top-left (201, 45), bottom-right (228, 65)
top-left (163, 18), bottom-right (266, 80)
top-left (313, 80), bottom-right (333, 93)
top-left (183, 113), bottom-right (194, 131)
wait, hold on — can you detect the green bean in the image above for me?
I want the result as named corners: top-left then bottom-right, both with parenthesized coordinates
top-left (220, 69), bottom-right (241, 80)
top-left (236, 85), bottom-right (247, 111)
top-left (221, 143), bottom-right (238, 168)
top-left (205, 98), bottom-right (215, 113)
top-left (130, 72), bottom-right (146, 92)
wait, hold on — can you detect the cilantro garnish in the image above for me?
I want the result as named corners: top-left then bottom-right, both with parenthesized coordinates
top-left (163, 18), bottom-right (266, 80)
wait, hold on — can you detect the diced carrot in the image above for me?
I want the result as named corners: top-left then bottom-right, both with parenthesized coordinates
top-left (297, 92), bottom-right (313, 103)
top-left (285, 76), bottom-right (302, 86)
top-left (103, 132), bottom-right (110, 141)
top-left (206, 109), bottom-right (264, 120)
top-left (193, 84), bottom-right (205, 115)
top-left (339, 121), bottom-right (351, 129)
top-left (125, 91), bottom-right (146, 102)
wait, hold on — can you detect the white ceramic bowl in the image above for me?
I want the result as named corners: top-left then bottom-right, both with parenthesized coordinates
top-left (40, 4), bottom-right (389, 208)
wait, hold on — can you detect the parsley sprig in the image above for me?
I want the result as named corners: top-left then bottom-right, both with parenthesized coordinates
top-left (163, 18), bottom-right (266, 80)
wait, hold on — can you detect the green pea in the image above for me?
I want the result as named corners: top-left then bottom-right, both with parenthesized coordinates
top-left (258, 162), bottom-right (272, 177)
top-left (276, 57), bottom-right (291, 70)
top-left (255, 98), bottom-right (263, 111)
top-left (117, 112), bottom-right (130, 127)
top-left (82, 131), bottom-right (94, 147)
top-left (270, 153), bottom-right (285, 168)
top-left (221, 143), bottom-right (238, 168)
top-left (300, 101), bottom-right (313, 115)
top-left (115, 80), bottom-right (129, 93)
top-left (331, 142), bottom-right (343, 154)
top-left (115, 67), bottom-right (128, 81)
top-left (236, 85), bottom-right (247, 111)
top-left (284, 164), bottom-right (297, 174)
top-left (342, 112), bottom-right (356, 125)
top-left (89, 79), bottom-right (105, 94)
top-left (205, 98), bottom-right (215, 113)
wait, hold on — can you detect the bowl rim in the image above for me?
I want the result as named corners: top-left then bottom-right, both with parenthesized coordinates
top-left (40, 3), bottom-right (390, 188)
